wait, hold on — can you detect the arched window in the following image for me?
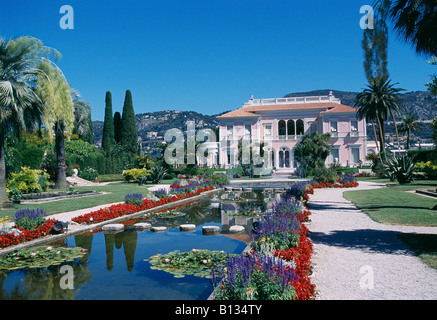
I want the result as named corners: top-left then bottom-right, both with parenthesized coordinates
top-left (278, 120), bottom-right (286, 136)
top-left (287, 120), bottom-right (295, 136)
top-left (296, 119), bottom-right (304, 135)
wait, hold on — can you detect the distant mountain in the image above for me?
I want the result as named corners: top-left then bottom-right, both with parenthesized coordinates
top-left (284, 89), bottom-right (437, 121)
top-left (92, 110), bottom-right (219, 151)
top-left (135, 110), bottom-right (219, 139)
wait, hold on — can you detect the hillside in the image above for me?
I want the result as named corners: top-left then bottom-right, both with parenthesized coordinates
top-left (284, 89), bottom-right (437, 121)
top-left (93, 110), bottom-right (219, 153)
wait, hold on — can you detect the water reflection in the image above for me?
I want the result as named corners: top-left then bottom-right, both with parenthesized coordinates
top-left (0, 189), bottom-right (281, 300)
top-left (104, 231), bottom-right (137, 272)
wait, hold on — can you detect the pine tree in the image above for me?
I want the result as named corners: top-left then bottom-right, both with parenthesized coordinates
top-left (120, 90), bottom-right (138, 163)
top-left (113, 111), bottom-right (122, 144)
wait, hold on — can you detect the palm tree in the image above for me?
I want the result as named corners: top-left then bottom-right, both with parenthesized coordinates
top-left (355, 77), bottom-right (405, 155)
top-left (0, 37), bottom-right (53, 208)
top-left (36, 62), bottom-right (74, 190)
top-left (398, 114), bottom-right (424, 149)
top-left (380, 0), bottom-right (437, 57)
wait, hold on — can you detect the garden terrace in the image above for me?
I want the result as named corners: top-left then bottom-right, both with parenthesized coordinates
top-left (0, 186), bottom-right (218, 256)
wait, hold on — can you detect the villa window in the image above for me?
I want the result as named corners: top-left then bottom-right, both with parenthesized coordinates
top-left (287, 120), bottom-right (295, 136)
top-left (278, 120), bottom-right (286, 136)
top-left (244, 124), bottom-right (252, 138)
top-left (350, 120), bottom-right (358, 132)
top-left (226, 125), bottom-right (233, 138)
top-left (296, 119), bottom-right (304, 135)
top-left (330, 121), bottom-right (338, 132)
top-left (264, 124), bottom-right (272, 139)
top-left (330, 148), bottom-right (340, 164)
top-left (350, 147), bottom-right (360, 164)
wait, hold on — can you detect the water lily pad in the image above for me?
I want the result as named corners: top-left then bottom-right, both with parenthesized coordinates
top-left (0, 246), bottom-right (87, 271)
top-left (145, 249), bottom-right (236, 279)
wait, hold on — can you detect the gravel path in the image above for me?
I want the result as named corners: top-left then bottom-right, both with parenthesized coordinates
top-left (307, 181), bottom-right (437, 300)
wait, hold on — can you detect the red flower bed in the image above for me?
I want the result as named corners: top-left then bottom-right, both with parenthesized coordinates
top-left (274, 223), bottom-right (315, 300)
top-left (0, 219), bottom-right (57, 248)
top-left (308, 180), bottom-right (359, 192)
top-left (72, 186), bottom-right (214, 225)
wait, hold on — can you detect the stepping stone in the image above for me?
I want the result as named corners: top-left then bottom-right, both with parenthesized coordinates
top-left (133, 223), bottom-right (151, 230)
top-left (102, 224), bottom-right (124, 232)
top-left (151, 226), bottom-right (167, 232)
top-left (202, 226), bottom-right (220, 235)
top-left (179, 224), bottom-right (196, 232)
top-left (229, 225), bottom-right (245, 234)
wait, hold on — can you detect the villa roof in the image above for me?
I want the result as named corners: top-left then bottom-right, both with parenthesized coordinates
top-left (217, 102), bottom-right (358, 119)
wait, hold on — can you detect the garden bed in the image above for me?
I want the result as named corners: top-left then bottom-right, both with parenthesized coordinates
top-left (0, 175), bottom-right (218, 255)
top-left (16, 190), bottom-right (103, 204)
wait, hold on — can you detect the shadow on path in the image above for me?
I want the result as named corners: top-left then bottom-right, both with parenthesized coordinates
top-left (309, 229), bottom-right (412, 255)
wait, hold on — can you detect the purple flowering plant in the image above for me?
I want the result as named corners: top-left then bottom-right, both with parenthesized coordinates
top-left (14, 208), bottom-right (47, 230)
top-left (124, 193), bottom-right (143, 206)
top-left (211, 252), bottom-right (298, 300)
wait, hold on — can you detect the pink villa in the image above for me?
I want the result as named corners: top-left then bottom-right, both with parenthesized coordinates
top-left (213, 92), bottom-right (368, 174)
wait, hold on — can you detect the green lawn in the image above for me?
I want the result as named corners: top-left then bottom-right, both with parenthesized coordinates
top-left (0, 182), bottom-right (156, 221)
top-left (344, 179), bottom-right (437, 270)
top-left (397, 233), bottom-right (437, 270)
top-left (343, 179), bottom-right (437, 227)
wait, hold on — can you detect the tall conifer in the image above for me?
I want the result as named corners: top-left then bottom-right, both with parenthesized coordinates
top-left (101, 91), bottom-right (114, 151)
top-left (120, 90), bottom-right (138, 157)
top-left (113, 111), bottom-right (122, 144)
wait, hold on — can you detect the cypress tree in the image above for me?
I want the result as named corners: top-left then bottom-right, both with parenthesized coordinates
top-left (120, 90), bottom-right (138, 157)
top-left (101, 91), bottom-right (115, 173)
top-left (101, 91), bottom-right (114, 152)
top-left (113, 111), bottom-right (122, 144)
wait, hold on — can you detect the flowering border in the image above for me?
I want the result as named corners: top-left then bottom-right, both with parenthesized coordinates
top-left (0, 219), bottom-right (58, 249)
top-left (71, 186), bottom-right (215, 224)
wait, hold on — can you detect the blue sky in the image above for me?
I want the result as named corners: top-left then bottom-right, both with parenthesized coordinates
top-left (0, 0), bottom-right (434, 120)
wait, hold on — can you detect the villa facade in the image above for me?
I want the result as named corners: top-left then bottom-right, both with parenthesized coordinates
top-left (213, 92), bottom-right (368, 172)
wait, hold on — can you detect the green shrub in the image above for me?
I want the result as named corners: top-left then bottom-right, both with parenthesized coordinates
top-left (123, 168), bottom-right (151, 182)
top-left (209, 173), bottom-right (229, 186)
top-left (150, 165), bottom-right (168, 184)
top-left (385, 155), bottom-right (425, 184)
top-left (313, 166), bottom-right (338, 184)
top-left (6, 167), bottom-right (50, 196)
top-left (415, 161), bottom-right (437, 180)
top-left (79, 167), bottom-right (99, 181)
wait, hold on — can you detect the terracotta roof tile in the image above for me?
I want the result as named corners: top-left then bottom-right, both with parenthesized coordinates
top-left (217, 102), bottom-right (357, 119)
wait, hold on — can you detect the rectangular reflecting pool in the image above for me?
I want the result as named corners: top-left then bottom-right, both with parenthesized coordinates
top-left (0, 189), bottom-right (284, 300)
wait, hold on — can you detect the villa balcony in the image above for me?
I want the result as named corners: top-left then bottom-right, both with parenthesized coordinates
top-left (349, 131), bottom-right (360, 138)
top-left (278, 135), bottom-right (303, 141)
top-left (243, 92), bottom-right (341, 106)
